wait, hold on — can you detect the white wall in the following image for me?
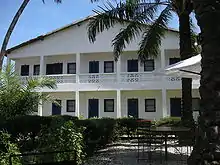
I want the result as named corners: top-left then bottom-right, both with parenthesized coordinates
top-left (164, 49), bottom-right (180, 66)
top-left (80, 52), bottom-right (115, 73)
top-left (8, 21), bottom-right (179, 59)
top-left (121, 90), bottom-right (163, 120)
top-left (79, 91), bottom-right (117, 118)
top-left (120, 51), bottom-right (161, 72)
top-left (42, 92), bottom-right (76, 116)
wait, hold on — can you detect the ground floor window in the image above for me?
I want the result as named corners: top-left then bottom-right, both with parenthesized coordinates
top-left (66, 100), bottom-right (75, 112)
top-left (104, 99), bottom-right (114, 112)
top-left (145, 99), bottom-right (156, 112)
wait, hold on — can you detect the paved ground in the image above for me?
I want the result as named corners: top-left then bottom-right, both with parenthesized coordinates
top-left (83, 142), bottom-right (191, 165)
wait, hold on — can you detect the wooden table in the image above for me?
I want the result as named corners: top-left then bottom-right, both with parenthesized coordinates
top-left (149, 126), bottom-right (191, 161)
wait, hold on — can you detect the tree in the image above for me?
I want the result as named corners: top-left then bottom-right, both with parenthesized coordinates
top-left (0, 64), bottom-right (57, 120)
top-left (188, 0), bottom-right (220, 164)
top-left (0, 0), bottom-right (62, 69)
top-left (88, 0), bottom-right (198, 126)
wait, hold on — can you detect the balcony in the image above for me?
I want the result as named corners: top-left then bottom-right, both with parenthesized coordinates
top-left (79, 73), bottom-right (117, 83)
top-left (120, 72), bottom-right (162, 83)
top-left (20, 72), bottom-right (170, 85)
top-left (20, 74), bottom-right (76, 84)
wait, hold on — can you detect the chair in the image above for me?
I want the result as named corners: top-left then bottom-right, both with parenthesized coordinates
top-left (136, 120), bottom-right (164, 164)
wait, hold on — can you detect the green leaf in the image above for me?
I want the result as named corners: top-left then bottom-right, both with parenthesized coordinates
top-left (138, 5), bottom-right (172, 62)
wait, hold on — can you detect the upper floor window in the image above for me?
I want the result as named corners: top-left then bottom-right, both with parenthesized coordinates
top-left (67, 63), bottom-right (76, 74)
top-left (104, 99), bottom-right (114, 112)
top-left (145, 99), bottom-right (156, 112)
top-left (46, 63), bottom-right (63, 75)
top-left (33, 65), bottom-right (40, 75)
top-left (192, 98), bottom-right (200, 111)
top-left (104, 61), bottom-right (114, 73)
top-left (144, 60), bottom-right (155, 71)
top-left (66, 100), bottom-right (75, 112)
top-left (127, 59), bottom-right (138, 72)
top-left (89, 61), bottom-right (99, 73)
top-left (169, 58), bottom-right (180, 65)
top-left (21, 65), bottom-right (29, 76)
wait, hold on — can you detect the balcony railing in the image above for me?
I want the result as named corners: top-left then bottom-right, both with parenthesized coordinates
top-left (20, 74), bottom-right (76, 84)
top-left (20, 73), bottom-right (181, 85)
top-left (79, 73), bottom-right (117, 83)
top-left (166, 76), bottom-right (181, 82)
top-left (120, 72), bottom-right (162, 83)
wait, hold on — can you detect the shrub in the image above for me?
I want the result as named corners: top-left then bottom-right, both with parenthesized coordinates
top-left (37, 120), bottom-right (84, 164)
top-left (0, 131), bottom-right (21, 165)
top-left (154, 117), bottom-right (182, 127)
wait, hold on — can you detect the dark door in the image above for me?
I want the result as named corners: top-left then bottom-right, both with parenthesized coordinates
top-left (127, 99), bottom-right (138, 118)
top-left (127, 60), bottom-right (138, 72)
top-left (88, 99), bottom-right (99, 118)
top-left (52, 100), bottom-right (61, 115)
top-left (170, 98), bottom-right (182, 117)
top-left (89, 61), bottom-right (99, 73)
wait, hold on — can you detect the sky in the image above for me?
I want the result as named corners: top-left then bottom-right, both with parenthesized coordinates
top-left (0, 0), bottom-right (198, 49)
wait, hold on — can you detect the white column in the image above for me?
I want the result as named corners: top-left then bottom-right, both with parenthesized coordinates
top-left (162, 89), bottom-right (168, 117)
top-left (117, 90), bottom-right (121, 118)
top-left (40, 56), bottom-right (44, 75)
top-left (7, 57), bottom-right (11, 66)
top-left (38, 99), bottom-right (43, 116)
top-left (116, 56), bottom-right (121, 83)
top-left (76, 53), bottom-right (80, 83)
top-left (75, 91), bottom-right (80, 117)
top-left (160, 48), bottom-right (165, 68)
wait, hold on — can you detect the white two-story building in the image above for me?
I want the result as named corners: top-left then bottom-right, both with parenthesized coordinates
top-left (6, 16), bottom-right (200, 120)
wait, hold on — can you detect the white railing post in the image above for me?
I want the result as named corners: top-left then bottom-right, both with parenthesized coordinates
top-left (75, 90), bottom-right (80, 117)
top-left (40, 56), bottom-right (44, 76)
top-left (162, 88), bottom-right (168, 117)
top-left (38, 99), bottom-right (43, 116)
top-left (117, 90), bottom-right (121, 118)
top-left (116, 56), bottom-right (121, 83)
top-left (76, 53), bottom-right (80, 83)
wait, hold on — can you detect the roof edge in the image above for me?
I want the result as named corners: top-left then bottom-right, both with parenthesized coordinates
top-left (7, 16), bottom-right (179, 55)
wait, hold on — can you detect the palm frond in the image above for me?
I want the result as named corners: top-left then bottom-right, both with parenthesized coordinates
top-left (26, 77), bottom-right (57, 91)
top-left (138, 5), bottom-right (172, 62)
top-left (111, 2), bottom-right (160, 60)
top-left (88, 0), bottom-right (161, 43)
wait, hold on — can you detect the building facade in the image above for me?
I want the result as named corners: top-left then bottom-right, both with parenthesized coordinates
top-left (7, 17), bottom-right (200, 120)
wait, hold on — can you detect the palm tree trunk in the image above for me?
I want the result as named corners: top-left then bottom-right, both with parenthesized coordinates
top-left (188, 0), bottom-right (220, 164)
top-left (0, 0), bottom-right (30, 69)
top-left (179, 11), bottom-right (194, 128)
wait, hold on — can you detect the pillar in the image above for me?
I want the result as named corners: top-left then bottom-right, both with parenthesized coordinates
top-left (76, 53), bottom-right (80, 83)
top-left (117, 90), bottom-right (121, 118)
top-left (116, 56), bottom-right (121, 83)
top-left (162, 89), bottom-right (168, 117)
top-left (75, 91), bottom-right (80, 117)
top-left (40, 56), bottom-right (44, 75)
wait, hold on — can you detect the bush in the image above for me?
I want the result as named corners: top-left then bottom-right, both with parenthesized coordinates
top-left (154, 117), bottom-right (182, 127)
top-left (0, 115), bottom-right (142, 159)
top-left (37, 120), bottom-right (84, 164)
top-left (0, 131), bottom-right (21, 165)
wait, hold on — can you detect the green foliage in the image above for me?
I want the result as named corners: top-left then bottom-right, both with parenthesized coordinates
top-left (37, 119), bottom-right (84, 164)
top-left (154, 117), bottom-right (182, 127)
top-left (0, 131), bottom-right (21, 165)
top-left (0, 64), bottom-right (57, 120)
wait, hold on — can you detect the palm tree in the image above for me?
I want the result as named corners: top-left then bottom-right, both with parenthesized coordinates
top-left (188, 0), bottom-right (220, 164)
top-left (0, 64), bottom-right (57, 120)
top-left (0, 0), bottom-right (62, 69)
top-left (88, 0), bottom-right (198, 126)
